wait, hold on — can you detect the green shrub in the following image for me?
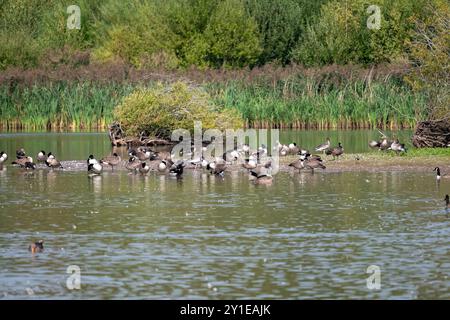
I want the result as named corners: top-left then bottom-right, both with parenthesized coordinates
top-left (114, 81), bottom-right (243, 138)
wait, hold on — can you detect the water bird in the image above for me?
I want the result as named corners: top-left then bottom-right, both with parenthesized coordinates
top-left (434, 167), bottom-right (449, 180)
top-left (158, 159), bottom-right (173, 173)
top-left (169, 161), bottom-right (185, 178)
top-left (125, 156), bottom-right (141, 173)
top-left (100, 153), bottom-right (121, 171)
top-left (88, 161), bottom-right (103, 175)
top-left (139, 162), bottom-right (150, 175)
top-left (0, 151), bottom-right (8, 161)
top-left (16, 148), bottom-right (26, 159)
top-left (388, 139), bottom-right (407, 153)
top-left (207, 159), bottom-right (227, 176)
top-left (445, 195), bottom-right (449, 209)
top-left (326, 142), bottom-right (344, 160)
top-left (250, 168), bottom-right (273, 185)
top-left (12, 156), bottom-right (36, 169)
top-left (28, 240), bottom-right (44, 253)
top-left (37, 151), bottom-right (47, 162)
top-left (315, 138), bottom-right (331, 153)
top-left (45, 153), bottom-right (63, 169)
top-left (242, 157), bottom-right (257, 170)
top-left (87, 155), bottom-right (99, 165)
top-left (130, 147), bottom-right (154, 161)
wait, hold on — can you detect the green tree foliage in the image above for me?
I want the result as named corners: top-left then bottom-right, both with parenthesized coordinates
top-left (92, 1), bottom-right (179, 68)
top-left (114, 82), bottom-right (243, 138)
top-left (405, 0), bottom-right (450, 119)
top-left (203, 0), bottom-right (261, 68)
top-left (244, 0), bottom-right (329, 65)
top-left (291, 0), bottom-right (428, 66)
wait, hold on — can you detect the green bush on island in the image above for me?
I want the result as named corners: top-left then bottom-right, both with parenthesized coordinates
top-left (113, 81), bottom-right (243, 138)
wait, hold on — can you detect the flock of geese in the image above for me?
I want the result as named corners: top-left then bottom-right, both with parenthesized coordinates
top-left (0, 138), bottom-right (346, 185)
top-left (0, 136), bottom-right (448, 207)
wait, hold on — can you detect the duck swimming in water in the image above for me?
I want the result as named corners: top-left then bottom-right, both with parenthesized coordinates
top-left (29, 240), bottom-right (44, 253)
top-left (434, 167), bottom-right (449, 180)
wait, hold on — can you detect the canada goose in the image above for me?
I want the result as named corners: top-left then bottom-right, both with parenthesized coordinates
top-left (207, 159), bottom-right (227, 176)
top-left (130, 147), bottom-right (153, 161)
top-left (37, 151), bottom-right (47, 162)
top-left (434, 167), bottom-right (449, 180)
top-left (242, 158), bottom-right (257, 170)
top-left (445, 195), bottom-right (449, 209)
top-left (302, 157), bottom-right (326, 173)
top-left (139, 162), bottom-right (150, 175)
top-left (28, 240), bottom-right (44, 253)
top-left (315, 138), bottom-right (331, 153)
top-left (16, 148), bottom-right (26, 159)
top-left (258, 144), bottom-right (268, 156)
top-left (250, 168), bottom-right (273, 185)
top-left (169, 161), bottom-right (185, 178)
top-left (125, 156), bottom-right (141, 173)
top-left (0, 151), bottom-right (8, 161)
top-left (239, 144), bottom-right (250, 153)
top-left (158, 159), bottom-right (174, 173)
top-left (45, 154), bottom-right (63, 169)
top-left (326, 142), bottom-right (344, 160)
top-left (12, 156), bottom-right (36, 169)
top-left (100, 153), bottom-right (121, 171)
top-left (223, 150), bottom-right (240, 163)
top-left (379, 137), bottom-right (391, 151)
top-left (87, 155), bottom-right (99, 165)
top-left (369, 140), bottom-right (380, 149)
top-left (88, 162), bottom-right (103, 175)
top-left (388, 139), bottom-right (407, 153)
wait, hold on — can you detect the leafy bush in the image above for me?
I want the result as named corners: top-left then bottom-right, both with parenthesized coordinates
top-left (114, 81), bottom-right (243, 138)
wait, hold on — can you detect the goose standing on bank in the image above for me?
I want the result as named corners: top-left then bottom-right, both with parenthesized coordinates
top-left (315, 138), bottom-right (331, 153)
top-left (100, 153), bottom-right (121, 171)
top-left (388, 139), bottom-right (407, 154)
top-left (326, 142), bottom-right (344, 160)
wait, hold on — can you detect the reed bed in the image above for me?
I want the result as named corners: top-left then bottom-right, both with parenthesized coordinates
top-left (0, 76), bottom-right (428, 131)
top-left (0, 82), bottom-right (134, 130)
top-left (208, 78), bottom-right (428, 129)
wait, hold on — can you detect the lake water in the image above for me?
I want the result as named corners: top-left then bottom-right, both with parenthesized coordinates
top-left (0, 131), bottom-right (449, 299)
